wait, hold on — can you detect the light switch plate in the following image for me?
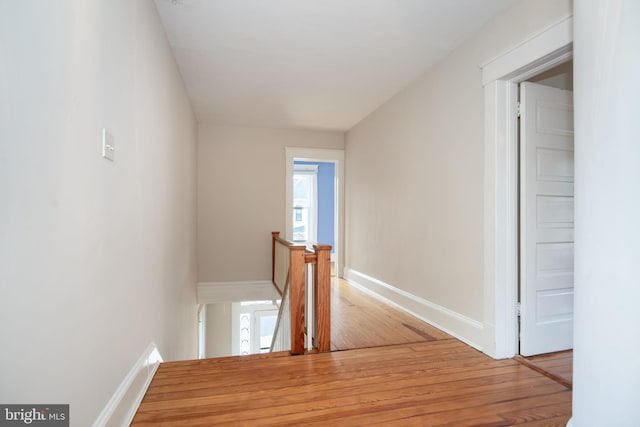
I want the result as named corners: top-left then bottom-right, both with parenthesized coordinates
top-left (102, 128), bottom-right (115, 161)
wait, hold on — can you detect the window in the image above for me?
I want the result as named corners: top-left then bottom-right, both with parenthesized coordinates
top-left (293, 164), bottom-right (318, 243)
top-left (256, 310), bottom-right (278, 353)
top-left (239, 313), bottom-right (251, 355)
top-left (233, 301), bottom-right (279, 355)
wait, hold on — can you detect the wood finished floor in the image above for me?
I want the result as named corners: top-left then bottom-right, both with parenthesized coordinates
top-left (132, 279), bottom-right (572, 426)
top-left (331, 278), bottom-right (451, 350)
top-left (518, 351), bottom-right (573, 389)
top-left (332, 278), bottom-right (573, 388)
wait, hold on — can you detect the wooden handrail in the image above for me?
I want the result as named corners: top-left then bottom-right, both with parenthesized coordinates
top-left (272, 231), bottom-right (307, 297)
top-left (272, 231), bottom-right (306, 249)
top-left (271, 231), bottom-right (331, 355)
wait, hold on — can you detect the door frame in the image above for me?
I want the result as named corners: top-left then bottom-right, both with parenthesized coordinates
top-left (481, 14), bottom-right (573, 359)
top-left (285, 147), bottom-right (345, 277)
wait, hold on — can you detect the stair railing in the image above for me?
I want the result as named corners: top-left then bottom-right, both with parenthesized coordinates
top-left (270, 231), bottom-right (331, 355)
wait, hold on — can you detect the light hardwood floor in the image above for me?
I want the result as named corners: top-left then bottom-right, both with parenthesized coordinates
top-left (131, 278), bottom-right (572, 426)
top-left (517, 351), bottom-right (573, 389)
top-left (331, 278), bottom-right (450, 350)
top-left (333, 278), bottom-right (573, 389)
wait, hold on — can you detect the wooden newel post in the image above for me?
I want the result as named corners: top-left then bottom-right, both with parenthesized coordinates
top-left (289, 245), bottom-right (306, 355)
top-left (313, 244), bottom-right (331, 352)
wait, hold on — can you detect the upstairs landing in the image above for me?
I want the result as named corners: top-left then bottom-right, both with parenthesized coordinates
top-left (132, 338), bottom-right (571, 426)
top-left (132, 279), bottom-right (571, 426)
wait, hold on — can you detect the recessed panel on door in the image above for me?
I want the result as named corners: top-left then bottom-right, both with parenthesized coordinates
top-left (520, 81), bottom-right (574, 356)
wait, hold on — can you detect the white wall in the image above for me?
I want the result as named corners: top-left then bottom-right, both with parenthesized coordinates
top-left (198, 124), bottom-right (343, 282)
top-left (345, 0), bottom-right (571, 335)
top-left (529, 60), bottom-right (573, 90)
top-left (572, 0), bottom-right (640, 424)
top-left (204, 303), bottom-right (233, 358)
top-left (0, 1), bottom-right (197, 426)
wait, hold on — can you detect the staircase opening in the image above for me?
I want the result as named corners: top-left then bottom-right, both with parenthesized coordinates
top-left (199, 299), bottom-right (280, 359)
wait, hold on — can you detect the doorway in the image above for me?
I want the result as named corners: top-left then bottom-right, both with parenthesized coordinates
top-left (285, 147), bottom-right (345, 277)
top-left (481, 14), bottom-right (573, 359)
top-left (518, 61), bottom-right (574, 358)
top-left (293, 161), bottom-right (337, 266)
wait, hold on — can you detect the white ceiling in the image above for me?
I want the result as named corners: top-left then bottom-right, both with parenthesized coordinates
top-left (154, 0), bottom-right (518, 131)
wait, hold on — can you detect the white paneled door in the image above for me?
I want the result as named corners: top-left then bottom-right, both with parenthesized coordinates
top-left (520, 82), bottom-right (574, 356)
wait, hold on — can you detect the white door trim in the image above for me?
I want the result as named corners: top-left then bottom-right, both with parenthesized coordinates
top-left (481, 14), bottom-right (573, 359)
top-left (285, 147), bottom-right (345, 277)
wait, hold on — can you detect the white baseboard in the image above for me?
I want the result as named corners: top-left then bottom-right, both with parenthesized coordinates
top-left (92, 342), bottom-right (163, 427)
top-left (343, 268), bottom-right (485, 352)
top-left (197, 280), bottom-right (278, 304)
